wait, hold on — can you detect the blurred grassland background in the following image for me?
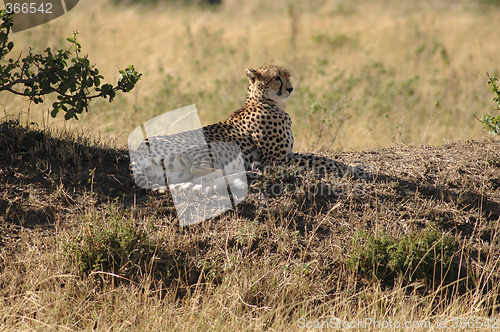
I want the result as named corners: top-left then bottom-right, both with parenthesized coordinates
top-left (1, 0), bottom-right (499, 150)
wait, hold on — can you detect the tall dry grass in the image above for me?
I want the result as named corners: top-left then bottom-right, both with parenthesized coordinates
top-left (1, 0), bottom-right (499, 150)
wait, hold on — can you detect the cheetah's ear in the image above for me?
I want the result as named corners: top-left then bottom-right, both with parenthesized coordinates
top-left (246, 68), bottom-right (261, 83)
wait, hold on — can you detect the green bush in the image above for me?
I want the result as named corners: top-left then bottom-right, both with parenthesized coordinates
top-left (0, 10), bottom-right (141, 120)
top-left (64, 206), bottom-right (153, 277)
top-left (479, 74), bottom-right (500, 135)
top-left (348, 230), bottom-right (459, 287)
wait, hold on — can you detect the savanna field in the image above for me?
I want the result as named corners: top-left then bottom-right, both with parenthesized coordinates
top-left (1, 0), bottom-right (500, 330)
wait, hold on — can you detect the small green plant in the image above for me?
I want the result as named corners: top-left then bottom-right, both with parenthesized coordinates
top-left (479, 73), bottom-right (500, 135)
top-left (64, 206), bottom-right (153, 276)
top-left (0, 10), bottom-right (141, 120)
top-left (348, 230), bottom-right (459, 287)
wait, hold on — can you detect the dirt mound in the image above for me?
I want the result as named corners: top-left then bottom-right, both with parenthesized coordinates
top-left (1, 119), bottom-right (499, 237)
top-left (1, 120), bottom-right (500, 329)
top-left (1, 120), bottom-right (499, 294)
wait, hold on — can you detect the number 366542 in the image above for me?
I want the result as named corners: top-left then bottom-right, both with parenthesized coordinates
top-left (5, 3), bottom-right (53, 14)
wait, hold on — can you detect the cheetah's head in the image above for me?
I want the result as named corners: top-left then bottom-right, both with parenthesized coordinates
top-left (245, 65), bottom-right (293, 103)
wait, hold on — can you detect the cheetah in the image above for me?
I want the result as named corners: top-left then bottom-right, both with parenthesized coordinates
top-left (130, 65), bottom-right (361, 193)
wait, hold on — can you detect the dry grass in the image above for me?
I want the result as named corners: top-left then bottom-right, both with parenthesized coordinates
top-left (0, 120), bottom-right (499, 330)
top-left (1, 0), bottom-right (500, 330)
top-left (1, 0), bottom-right (499, 150)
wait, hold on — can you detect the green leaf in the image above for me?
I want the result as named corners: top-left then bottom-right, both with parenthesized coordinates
top-left (81, 57), bottom-right (90, 68)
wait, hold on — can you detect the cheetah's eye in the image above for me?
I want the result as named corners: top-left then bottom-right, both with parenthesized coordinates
top-left (274, 76), bottom-right (282, 81)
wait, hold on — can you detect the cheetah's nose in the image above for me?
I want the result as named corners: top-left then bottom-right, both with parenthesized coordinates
top-left (286, 87), bottom-right (293, 93)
